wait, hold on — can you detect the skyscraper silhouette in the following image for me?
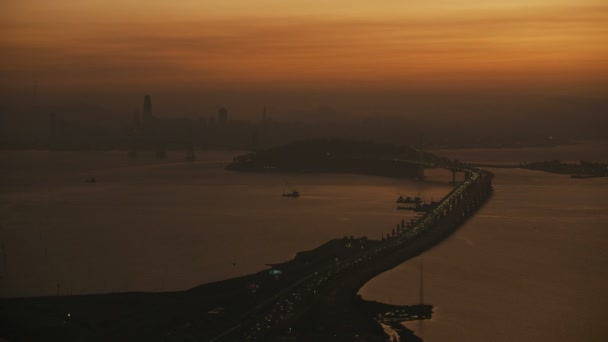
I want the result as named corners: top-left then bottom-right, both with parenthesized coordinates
top-left (143, 95), bottom-right (152, 123)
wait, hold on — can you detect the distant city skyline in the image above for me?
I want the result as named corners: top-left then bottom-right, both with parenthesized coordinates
top-left (1, 0), bottom-right (607, 116)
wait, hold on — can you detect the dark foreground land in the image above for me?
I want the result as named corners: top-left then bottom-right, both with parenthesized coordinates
top-left (1, 141), bottom-right (493, 341)
top-left (0, 239), bottom-right (411, 341)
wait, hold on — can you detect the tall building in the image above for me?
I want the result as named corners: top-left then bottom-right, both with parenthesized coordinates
top-left (143, 95), bottom-right (152, 123)
top-left (49, 112), bottom-right (56, 147)
top-left (218, 107), bottom-right (228, 125)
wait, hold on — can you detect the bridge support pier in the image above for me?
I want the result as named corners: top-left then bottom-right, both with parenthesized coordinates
top-left (418, 165), bottom-right (425, 179)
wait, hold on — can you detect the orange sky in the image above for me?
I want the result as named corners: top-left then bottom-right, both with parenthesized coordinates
top-left (1, 0), bottom-right (607, 102)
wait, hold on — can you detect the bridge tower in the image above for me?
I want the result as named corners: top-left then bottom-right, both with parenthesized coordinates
top-left (417, 149), bottom-right (425, 179)
top-left (414, 134), bottom-right (426, 179)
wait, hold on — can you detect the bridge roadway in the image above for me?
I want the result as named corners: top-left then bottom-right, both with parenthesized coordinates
top-left (212, 162), bottom-right (494, 341)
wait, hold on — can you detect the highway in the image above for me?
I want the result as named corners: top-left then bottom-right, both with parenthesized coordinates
top-left (212, 160), bottom-right (494, 341)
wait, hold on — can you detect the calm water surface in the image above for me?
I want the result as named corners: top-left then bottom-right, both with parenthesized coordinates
top-left (1, 143), bottom-right (606, 342)
top-left (0, 150), bottom-right (451, 297)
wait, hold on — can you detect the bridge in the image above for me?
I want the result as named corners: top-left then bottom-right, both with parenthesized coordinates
top-left (212, 160), bottom-right (494, 341)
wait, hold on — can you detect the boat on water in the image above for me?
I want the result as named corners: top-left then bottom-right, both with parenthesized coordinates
top-left (282, 190), bottom-right (300, 198)
top-left (282, 178), bottom-right (300, 198)
top-left (396, 194), bottom-right (422, 210)
top-left (413, 202), bottom-right (437, 212)
top-left (396, 195), bottom-right (421, 204)
top-left (397, 200), bottom-right (438, 212)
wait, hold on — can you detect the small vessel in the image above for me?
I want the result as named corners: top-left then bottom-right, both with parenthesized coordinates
top-left (283, 190), bottom-right (300, 198)
top-left (282, 178), bottom-right (299, 198)
top-left (398, 200), bottom-right (438, 212)
top-left (396, 195), bottom-right (421, 204)
top-left (396, 194), bottom-right (422, 211)
top-left (413, 201), bottom-right (439, 212)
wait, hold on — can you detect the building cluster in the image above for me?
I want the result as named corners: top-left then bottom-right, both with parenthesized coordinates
top-left (126, 95), bottom-right (278, 159)
top-left (43, 95), bottom-right (278, 156)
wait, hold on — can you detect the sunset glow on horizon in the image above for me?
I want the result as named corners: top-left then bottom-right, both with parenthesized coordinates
top-left (1, 0), bottom-right (607, 101)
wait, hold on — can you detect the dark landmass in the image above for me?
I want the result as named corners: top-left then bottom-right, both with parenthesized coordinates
top-left (520, 160), bottom-right (608, 177)
top-left (0, 239), bottom-right (381, 341)
top-left (226, 139), bottom-right (444, 179)
top-left (0, 238), bottom-right (430, 341)
top-left (0, 141), bottom-right (494, 341)
top-left (469, 160), bottom-right (608, 178)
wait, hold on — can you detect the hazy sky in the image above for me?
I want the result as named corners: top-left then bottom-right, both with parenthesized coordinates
top-left (1, 1), bottom-right (607, 114)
